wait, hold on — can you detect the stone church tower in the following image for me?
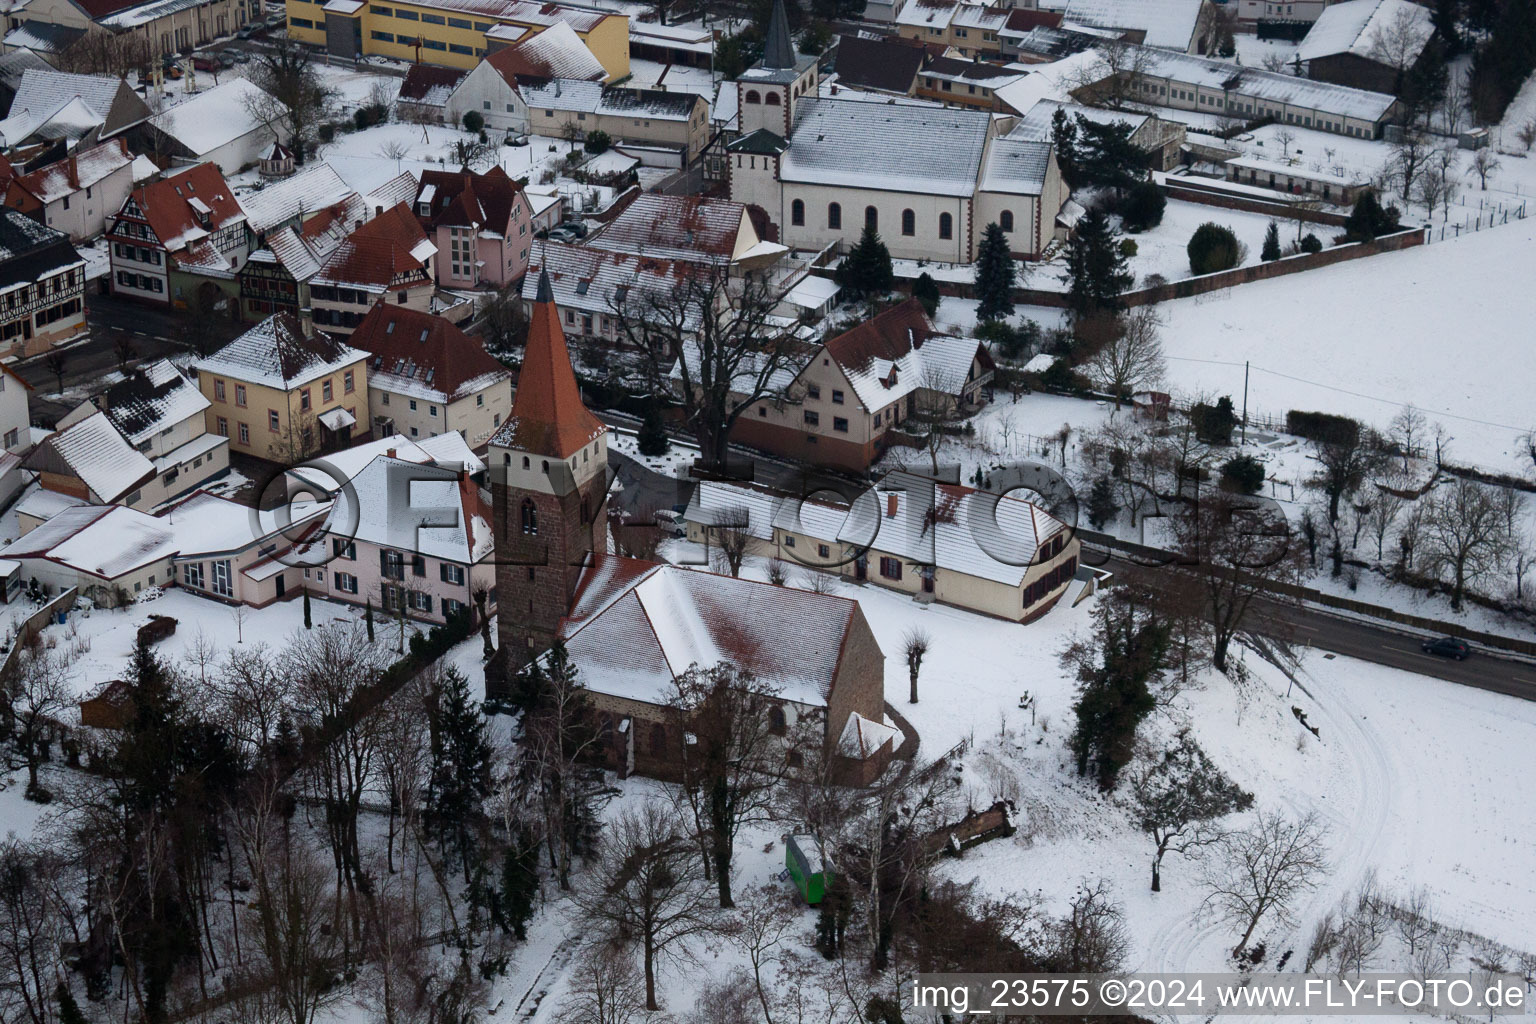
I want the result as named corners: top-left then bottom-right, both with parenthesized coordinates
top-left (487, 270), bottom-right (609, 696)
top-left (734, 0), bottom-right (819, 138)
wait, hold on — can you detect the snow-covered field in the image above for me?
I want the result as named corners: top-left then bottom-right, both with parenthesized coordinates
top-left (1155, 218), bottom-right (1536, 474)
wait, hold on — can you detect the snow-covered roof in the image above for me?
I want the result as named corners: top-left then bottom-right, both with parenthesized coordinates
top-left (14, 138), bottom-right (133, 205)
top-left (196, 314), bottom-right (365, 391)
top-left (1298, 0), bottom-right (1433, 63)
top-left (1226, 154), bottom-right (1368, 184)
top-left (99, 0), bottom-right (224, 29)
top-left (14, 488), bottom-right (87, 525)
top-left (684, 479), bottom-right (848, 544)
top-left (992, 48), bottom-right (1108, 113)
top-left (0, 95), bottom-right (102, 147)
top-left (8, 69), bottom-right (121, 122)
top-left (319, 455), bottom-right (492, 564)
top-left (587, 193), bottom-right (753, 263)
top-left (349, 303), bottom-right (511, 405)
top-left (557, 556), bottom-right (861, 707)
top-left (839, 711), bottom-right (899, 758)
top-left (524, 241), bottom-right (698, 326)
top-left (1058, 0), bottom-right (1205, 50)
top-left (149, 78), bottom-right (279, 157)
top-left (1, 21), bottom-right (85, 53)
top-left (1009, 98), bottom-right (1149, 141)
top-left (96, 359), bottom-right (209, 445)
top-left (312, 202), bottom-right (434, 290)
top-left (781, 98), bottom-right (990, 197)
top-left (399, 63), bottom-right (465, 107)
top-left (1128, 46), bottom-right (1399, 120)
top-left (839, 470), bottom-right (1067, 586)
top-left (979, 137), bottom-right (1053, 195)
top-left (285, 431), bottom-right (484, 495)
top-left (823, 298), bottom-right (989, 411)
top-left (487, 20), bottom-right (606, 81)
top-left (21, 411), bottom-right (153, 503)
top-left (409, 0), bottom-right (616, 33)
top-left (517, 77), bottom-right (604, 113)
top-left (115, 162), bottom-right (245, 258)
top-left (239, 162), bottom-right (357, 235)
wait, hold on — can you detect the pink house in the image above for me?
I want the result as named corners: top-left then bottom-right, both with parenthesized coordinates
top-left (304, 452), bottom-right (497, 625)
top-left (413, 167), bottom-right (533, 290)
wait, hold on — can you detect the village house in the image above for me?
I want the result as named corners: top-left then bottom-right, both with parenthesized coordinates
top-left (239, 162), bottom-right (358, 246)
top-left (3, 0), bottom-right (253, 66)
top-left (308, 202), bottom-right (437, 333)
top-left (286, 0), bottom-right (629, 79)
top-left (442, 21), bottom-right (608, 132)
top-left (1224, 155), bottom-right (1369, 203)
top-left (1043, 0), bottom-right (1220, 54)
top-left (519, 241), bottom-right (693, 349)
top-left (348, 302), bottom-right (512, 446)
top-left (397, 63), bottom-right (465, 124)
top-left (895, 0), bottom-right (1010, 59)
top-left (487, 267), bottom-right (893, 785)
top-left (137, 78), bottom-right (287, 175)
top-left (194, 312), bottom-right (369, 463)
top-left (996, 8), bottom-right (1066, 60)
top-left (685, 468), bottom-right (1082, 624)
top-left (828, 34), bottom-right (925, 97)
top-left (55, 358), bottom-right (229, 504)
top-left (302, 451), bottom-right (495, 624)
top-left (0, 70), bottom-right (151, 160)
top-left (1297, 0), bottom-right (1434, 94)
top-left (21, 410), bottom-right (157, 508)
top-left (412, 166), bottom-right (532, 289)
top-left (1, 489), bottom-right (324, 608)
top-left (0, 361), bottom-right (32, 453)
top-left (587, 192), bottom-right (787, 275)
top-left (915, 56), bottom-right (1028, 110)
top-left (6, 138), bottom-right (137, 241)
top-left (106, 162), bottom-right (248, 310)
top-left (0, 207), bottom-right (86, 358)
top-left (733, 299), bottom-right (993, 473)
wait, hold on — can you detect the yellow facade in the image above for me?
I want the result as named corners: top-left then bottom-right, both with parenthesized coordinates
top-left (199, 360), bottom-right (369, 464)
top-left (286, 0), bottom-right (628, 78)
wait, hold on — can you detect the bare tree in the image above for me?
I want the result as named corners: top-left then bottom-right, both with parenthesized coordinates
top-left (611, 260), bottom-right (792, 472)
top-left (1391, 132), bottom-right (1431, 203)
top-left (727, 884), bottom-right (797, 1023)
top-left (575, 801), bottom-right (718, 1011)
top-left (554, 942), bottom-right (648, 1024)
top-left (1466, 148), bottom-right (1500, 193)
top-left (1362, 473), bottom-right (1410, 561)
top-left (1084, 306), bottom-right (1166, 410)
top-left (1041, 879), bottom-right (1132, 972)
top-left (1308, 417), bottom-right (1381, 527)
top-left (1389, 404), bottom-right (1427, 469)
top-left (1274, 126), bottom-right (1297, 160)
top-left (1202, 810), bottom-right (1329, 958)
top-left (707, 505), bottom-right (752, 578)
top-left (1420, 477), bottom-right (1515, 611)
top-left (902, 628), bottom-right (931, 705)
top-left (0, 838), bottom-right (66, 1024)
top-left (3, 640), bottom-right (73, 801)
top-left (669, 663), bottom-right (786, 908)
top-left (1439, 68), bottom-right (1471, 135)
top-left (1366, 6), bottom-right (1431, 82)
top-left (1172, 491), bottom-right (1305, 673)
top-left (42, 350), bottom-right (68, 396)
top-left (245, 34), bottom-right (333, 165)
top-left (1416, 160), bottom-right (1449, 219)
top-left (1077, 40), bottom-right (1157, 109)
top-left (1129, 731), bottom-right (1252, 892)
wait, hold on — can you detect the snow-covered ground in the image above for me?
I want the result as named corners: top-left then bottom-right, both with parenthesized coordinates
top-left (1154, 217), bottom-right (1536, 475)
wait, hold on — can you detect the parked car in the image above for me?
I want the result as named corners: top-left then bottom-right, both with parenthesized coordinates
top-left (546, 226), bottom-right (579, 243)
top-left (265, 12), bottom-right (286, 27)
top-left (237, 22), bottom-right (262, 38)
top-left (652, 509), bottom-right (687, 537)
top-left (218, 52), bottom-right (237, 68)
top-left (558, 220), bottom-right (588, 238)
top-left (192, 55), bottom-right (219, 71)
top-left (234, 50), bottom-right (253, 63)
top-left (505, 133), bottom-right (529, 147)
top-left (1421, 636), bottom-right (1471, 660)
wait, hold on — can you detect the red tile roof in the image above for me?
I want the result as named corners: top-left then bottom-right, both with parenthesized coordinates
top-left (118, 162), bottom-right (243, 254)
top-left (314, 201), bottom-right (433, 288)
top-left (415, 166), bottom-right (524, 234)
top-left (1005, 7), bottom-right (1064, 30)
top-left (494, 270), bottom-right (605, 458)
top-left (825, 298), bottom-right (938, 369)
top-left (349, 303), bottom-right (510, 402)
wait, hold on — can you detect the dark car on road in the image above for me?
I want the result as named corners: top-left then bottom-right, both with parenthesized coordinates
top-left (1422, 637), bottom-right (1471, 660)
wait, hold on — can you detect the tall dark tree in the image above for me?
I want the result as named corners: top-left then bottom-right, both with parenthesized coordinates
top-left (1074, 115), bottom-right (1147, 191)
top-left (912, 271), bottom-right (941, 317)
top-left (1063, 587), bottom-right (1167, 791)
top-left (425, 665), bottom-right (494, 881)
top-left (973, 223), bottom-right (1017, 323)
top-left (495, 826), bottom-right (541, 940)
top-left (1051, 106), bottom-right (1080, 185)
top-left (1261, 221), bottom-right (1282, 262)
top-left (244, 34), bottom-right (331, 164)
top-left (835, 223), bottom-right (894, 299)
top-left (637, 401), bottom-right (670, 456)
top-left (1342, 190), bottom-right (1401, 242)
top-left (1065, 208), bottom-right (1133, 317)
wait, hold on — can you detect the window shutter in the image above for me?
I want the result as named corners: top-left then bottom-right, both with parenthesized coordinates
top-left (440, 562), bottom-right (449, 582)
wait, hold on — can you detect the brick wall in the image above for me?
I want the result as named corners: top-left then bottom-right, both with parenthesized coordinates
top-left (1160, 179), bottom-right (1352, 225)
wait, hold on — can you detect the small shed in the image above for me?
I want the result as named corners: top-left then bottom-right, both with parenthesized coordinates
top-left (785, 834), bottom-right (829, 905)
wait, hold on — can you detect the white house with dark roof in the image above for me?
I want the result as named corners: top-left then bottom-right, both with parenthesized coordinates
top-left (519, 240), bottom-right (697, 346)
top-left (56, 359), bottom-right (229, 506)
top-left (21, 410), bottom-right (157, 509)
top-left (141, 78), bottom-right (287, 176)
top-left (1297, 0), bottom-right (1434, 94)
top-left (728, 95), bottom-right (1066, 261)
top-left (8, 138), bottom-right (137, 241)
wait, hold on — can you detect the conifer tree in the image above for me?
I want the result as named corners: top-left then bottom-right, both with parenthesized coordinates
top-left (974, 223), bottom-right (1016, 323)
top-left (364, 598), bottom-right (375, 642)
top-left (1065, 208), bottom-right (1133, 316)
top-left (912, 271), bottom-right (941, 316)
top-left (1261, 221), bottom-right (1282, 262)
top-left (426, 665), bottom-right (494, 880)
top-left (834, 222), bottom-right (893, 299)
top-left (637, 401), bottom-right (670, 456)
top-left (302, 588), bottom-right (312, 628)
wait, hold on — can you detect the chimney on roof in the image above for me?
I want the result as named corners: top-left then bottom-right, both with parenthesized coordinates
top-left (376, 205), bottom-right (383, 216)
top-left (387, 448), bottom-right (397, 459)
top-left (355, 219), bottom-right (363, 230)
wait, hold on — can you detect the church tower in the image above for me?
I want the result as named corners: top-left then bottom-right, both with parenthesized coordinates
top-left (488, 270), bottom-right (609, 695)
top-left (735, 0), bottom-right (820, 138)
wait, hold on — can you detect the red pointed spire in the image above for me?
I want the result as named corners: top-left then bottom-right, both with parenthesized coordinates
top-left (502, 269), bottom-right (605, 458)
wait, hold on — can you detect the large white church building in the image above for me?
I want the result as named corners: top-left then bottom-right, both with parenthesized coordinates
top-left (727, 1), bottom-right (1069, 264)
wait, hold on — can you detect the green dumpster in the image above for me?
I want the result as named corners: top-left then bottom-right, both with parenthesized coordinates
top-left (785, 834), bottom-right (829, 905)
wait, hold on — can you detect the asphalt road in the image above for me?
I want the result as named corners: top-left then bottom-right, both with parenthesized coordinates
top-left (1090, 549), bottom-right (1536, 704)
top-left (14, 292), bottom-right (244, 426)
